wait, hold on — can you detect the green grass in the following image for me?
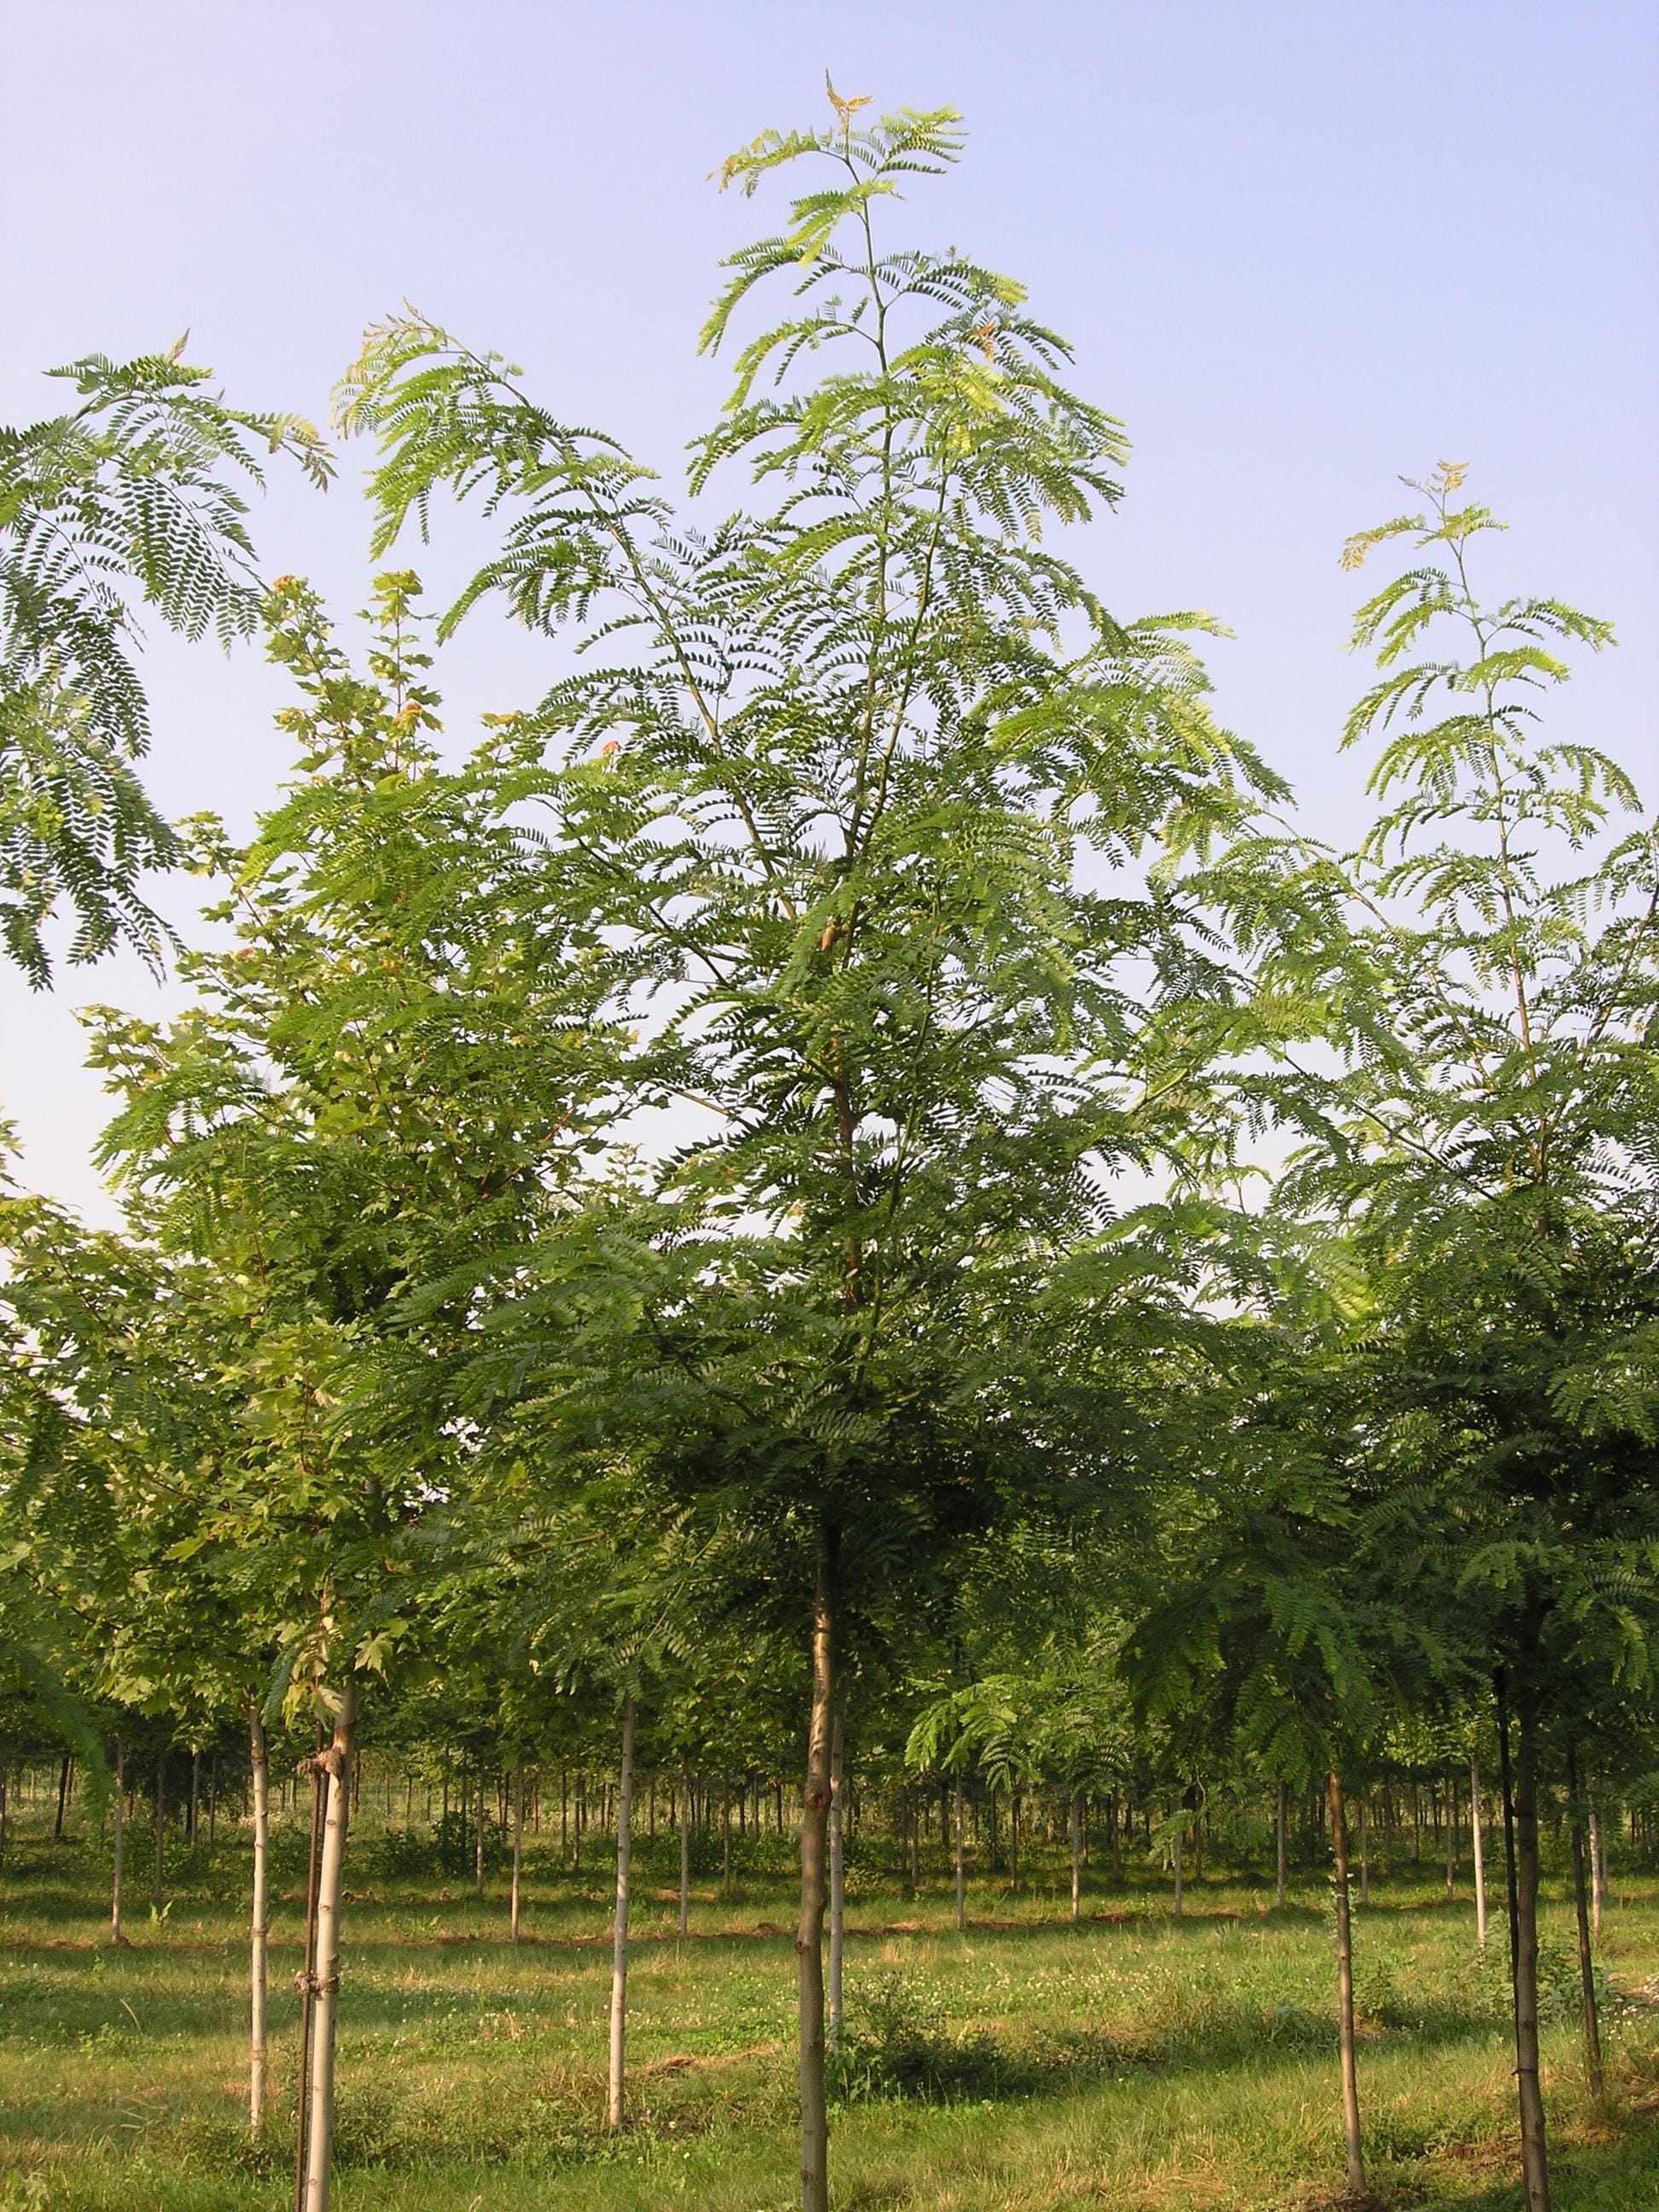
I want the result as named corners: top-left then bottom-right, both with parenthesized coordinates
top-left (3, 1807), bottom-right (1658, 2209)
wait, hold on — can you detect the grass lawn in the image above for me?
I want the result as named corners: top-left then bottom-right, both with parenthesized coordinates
top-left (3, 1805), bottom-right (1657, 2210)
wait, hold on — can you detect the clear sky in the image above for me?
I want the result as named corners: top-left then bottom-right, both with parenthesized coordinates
top-left (3, 0), bottom-right (1656, 1220)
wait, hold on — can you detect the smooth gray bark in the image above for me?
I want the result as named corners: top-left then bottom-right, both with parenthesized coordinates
top-left (827, 1702), bottom-right (845, 2047)
top-left (1327, 1772), bottom-right (1365, 2200)
top-left (301, 1681), bottom-right (358, 2212)
top-left (293, 1736), bottom-right (325, 2211)
top-left (510, 1760), bottom-right (525, 1945)
top-left (1567, 1743), bottom-right (1604, 2104)
top-left (797, 1551), bottom-right (835, 2212)
top-left (1172, 1810), bottom-right (1183, 1917)
top-left (1069, 1792), bottom-right (1081, 1924)
top-left (678, 1762), bottom-right (690, 1939)
top-left (1470, 1752), bottom-right (1487, 1951)
top-left (152, 1747), bottom-right (165, 1912)
top-left (607, 1697), bottom-right (635, 2131)
top-left (249, 1708), bottom-right (269, 2131)
top-left (108, 1738), bottom-right (125, 1946)
top-left (953, 1775), bottom-right (966, 1930)
top-left (1359, 1793), bottom-right (1370, 1906)
top-left (1500, 1679), bottom-right (1551, 2212)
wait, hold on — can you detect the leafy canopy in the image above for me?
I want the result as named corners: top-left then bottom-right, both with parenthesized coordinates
top-left (0, 341), bottom-right (329, 983)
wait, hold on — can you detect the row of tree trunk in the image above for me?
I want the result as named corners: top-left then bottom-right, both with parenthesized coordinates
top-left (27, 1681), bottom-right (1620, 2212)
top-left (1326, 1696), bottom-right (1609, 2209)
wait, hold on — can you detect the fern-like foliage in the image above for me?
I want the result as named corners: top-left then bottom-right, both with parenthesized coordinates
top-left (1186, 465), bottom-right (1659, 1778)
top-left (329, 91), bottom-right (1291, 1588)
top-left (0, 341), bottom-right (331, 983)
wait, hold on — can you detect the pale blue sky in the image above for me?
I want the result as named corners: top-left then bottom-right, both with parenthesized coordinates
top-left (3, 0), bottom-right (1656, 1218)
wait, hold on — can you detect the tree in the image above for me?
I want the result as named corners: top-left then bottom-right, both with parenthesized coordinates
top-left (335, 84), bottom-right (1278, 2210)
top-left (81, 569), bottom-right (627, 2206)
top-left (1249, 464), bottom-right (1659, 2209)
top-left (905, 1551), bottom-right (1138, 1925)
top-left (1126, 1308), bottom-right (1465, 2203)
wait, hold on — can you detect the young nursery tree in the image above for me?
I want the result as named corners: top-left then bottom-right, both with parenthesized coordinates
top-left (335, 85), bottom-right (1279, 2210)
top-left (1128, 1307), bottom-right (1475, 2203)
top-left (84, 571), bottom-right (627, 2208)
top-left (1252, 466), bottom-right (1659, 2209)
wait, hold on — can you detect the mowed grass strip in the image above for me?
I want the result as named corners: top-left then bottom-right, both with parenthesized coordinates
top-left (4, 1826), bottom-right (1659, 2209)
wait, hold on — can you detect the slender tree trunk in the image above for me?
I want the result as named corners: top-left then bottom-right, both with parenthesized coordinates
top-left (721, 1775), bottom-right (732, 1901)
top-left (510, 1760), bottom-right (525, 1944)
top-left (293, 1726), bottom-right (324, 2212)
top-left (153, 1748), bottom-right (166, 1912)
top-left (827, 1702), bottom-right (845, 2048)
top-left (678, 1762), bottom-right (690, 1939)
top-left (55, 1754), bottom-right (72, 1841)
top-left (189, 1748), bottom-right (200, 1857)
top-left (108, 1738), bottom-right (125, 1946)
top-left (474, 1774), bottom-right (486, 1900)
top-left (1069, 1791), bottom-right (1082, 1924)
top-left (1567, 1744), bottom-right (1604, 2104)
top-left (1382, 1783), bottom-right (1394, 1877)
top-left (1446, 1773), bottom-right (1457, 1896)
top-left (1498, 1693), bottom-right (1522, 1970)
top-left (1275, 1778), bottom-right (1287, 1906)
top-left (1327, 1772), bottom-right (1365, 2200)
top-left (1589, 1795), bottom-right (1605, 1939)
top-left (1499, 1676), bottom-right (1551, 2212)
top-left (1173, 1812), bottom-right (1183, 1917)
top-left (1359, 1793), bottom-right (1371, 1906)
top-left (1470, 1752), bottom-right (1488, 1951)
top-left (607, 1697), bottom-right (635, 2132)
top-left (953, 1775), bottom-right (966, 1931)
top-left (797, 1545), bottom-right (835, 2212)
top-left (301, 1681), bottom-right (358, 2212)
top-left (249, 1708), bottom-right (270, 2132)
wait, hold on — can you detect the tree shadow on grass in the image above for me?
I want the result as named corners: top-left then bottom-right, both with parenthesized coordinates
top-left (1377, 2113), bottom-right (1659, 2210)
